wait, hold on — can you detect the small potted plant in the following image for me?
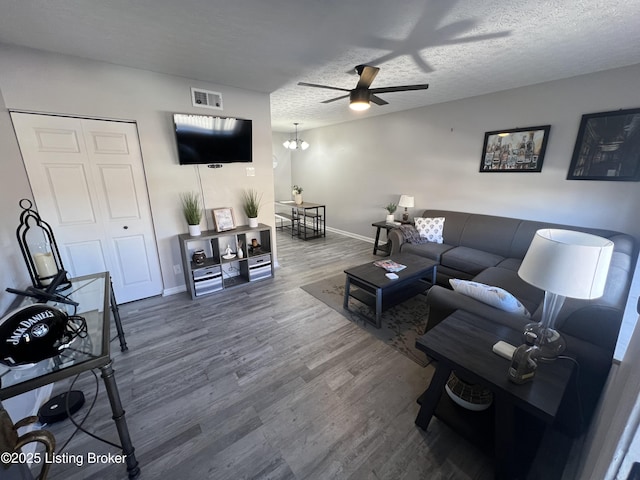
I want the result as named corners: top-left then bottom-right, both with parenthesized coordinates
top-left (180, 192), bottom-right (202, 236)
top-left (292, 185), bottom-right (303, 205)
top-left (384, 202), bottom-right (397, 223)
top-left (242, 188), bottom-right (262, 228)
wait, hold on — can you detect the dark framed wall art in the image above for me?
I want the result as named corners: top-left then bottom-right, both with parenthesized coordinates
top-left (567, 107), bottom-right (640, 181)
top-left (479, 125), bottom-right (550, 172)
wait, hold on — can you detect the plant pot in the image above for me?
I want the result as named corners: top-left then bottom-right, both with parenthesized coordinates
top-left (294, 193), bottom-right (303, 205)
top-left (248, 217), bottom-right (259, 228)
top-left (386, 214), bottom-right (395, 223)
top-left (188, 224), bottom-right (201, 236)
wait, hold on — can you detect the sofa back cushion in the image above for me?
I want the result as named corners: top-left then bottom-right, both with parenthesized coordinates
top-left (420, 210), bottom-right (521, 257)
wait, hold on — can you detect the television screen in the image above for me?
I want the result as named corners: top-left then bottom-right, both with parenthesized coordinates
top-left (173, 114), bottom-right (252, 164)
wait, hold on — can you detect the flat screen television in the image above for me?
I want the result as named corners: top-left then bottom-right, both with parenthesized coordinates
top-left (173, 113), bottom-right (252, 164)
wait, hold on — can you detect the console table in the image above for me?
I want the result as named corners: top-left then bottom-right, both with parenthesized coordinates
top-left (414, 310), bottom-right (575, 479)
top-left (0, 272), bottom-right (140, 479)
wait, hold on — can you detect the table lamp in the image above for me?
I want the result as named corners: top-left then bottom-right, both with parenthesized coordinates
top-left (517, 229), bottom-right (614, 360)
top-left (398, 195), bottom-right (414, 222)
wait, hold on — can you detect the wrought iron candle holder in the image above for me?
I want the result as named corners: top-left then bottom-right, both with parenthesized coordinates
top-left (16, 198), bottom-right (72, 291)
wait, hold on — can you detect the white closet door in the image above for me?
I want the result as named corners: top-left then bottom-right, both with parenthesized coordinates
top-left (11, 112), bottom-right (163, 303)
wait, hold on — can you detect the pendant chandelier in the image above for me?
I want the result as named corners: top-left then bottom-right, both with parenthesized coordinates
top-left (283, 123), bottom-right (309, 150)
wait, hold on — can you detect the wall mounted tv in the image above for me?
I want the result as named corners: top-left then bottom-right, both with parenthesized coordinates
top-left (173, 113), bottom-right (252, 165)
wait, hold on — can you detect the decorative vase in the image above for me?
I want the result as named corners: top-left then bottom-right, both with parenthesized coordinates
top-left (188, 224), bottom-right (201, 236)
top-left (192, 249), bottom-right (206, 265)
top-left (237, 247), bottom-right (244, 259)
top-left (248, 217), bottom-right (259, 228)
top-left (294, 193), bottom-right (303, 205)
top-left (386, 214), bottom-right (395, 223)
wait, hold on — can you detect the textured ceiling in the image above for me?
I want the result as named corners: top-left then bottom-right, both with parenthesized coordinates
top-left (1, 0), bottom-right (640, 133)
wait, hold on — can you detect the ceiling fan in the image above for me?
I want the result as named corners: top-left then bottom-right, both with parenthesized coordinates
top-left (297, 65), bottom-right (429, 111)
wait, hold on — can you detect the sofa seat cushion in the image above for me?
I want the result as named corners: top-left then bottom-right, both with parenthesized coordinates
top-left (450, 279), bottom-right (531, 316)
top-left (400, 242), bottom-right (455, 262)
top-left (440, 246), bottom-right (504, 275)
top-left (473, 267), bottom-right (544, 316)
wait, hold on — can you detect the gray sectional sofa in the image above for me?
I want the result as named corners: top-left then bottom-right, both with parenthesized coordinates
top-left (388, 209), bottom-right (637, 432)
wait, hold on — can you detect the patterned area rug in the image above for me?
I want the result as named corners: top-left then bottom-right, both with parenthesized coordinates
top-left (301, 274), bottom-right (432, 366)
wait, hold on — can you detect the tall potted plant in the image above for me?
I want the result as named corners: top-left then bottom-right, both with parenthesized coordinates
top-left (180, 192), bottom-right (202, 236)
top-left (242, 188), bottom-right (262, 228)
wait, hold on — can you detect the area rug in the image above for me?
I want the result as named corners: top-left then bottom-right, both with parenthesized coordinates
top-left (301, 274), bottom-right (432, 367)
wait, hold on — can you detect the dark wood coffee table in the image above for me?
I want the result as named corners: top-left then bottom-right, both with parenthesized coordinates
top-left (414, 309), bottom-right (575, 479)
top-left (343, 253), bottom-right (437, 328)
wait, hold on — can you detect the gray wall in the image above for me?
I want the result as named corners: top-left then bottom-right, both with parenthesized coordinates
top-left (288, 63), bottom-right (640, 241)
top-left (0, 44), bottom-right (275, 301)
top-left (273, 132), bottom-right (294, 201)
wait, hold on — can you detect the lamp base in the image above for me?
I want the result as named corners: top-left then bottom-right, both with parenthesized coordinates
top-left (402, 211), bottom-right (409, 222)
top-left (523, 322), bottom-right (565, 361)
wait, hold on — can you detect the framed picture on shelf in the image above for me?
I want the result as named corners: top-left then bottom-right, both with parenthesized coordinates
top-left (212, 208), bottom-right (236, 232)
top-left (567, 107), bottom-right (640, 181)
top-left (479, 125), bottom-right (550, 173)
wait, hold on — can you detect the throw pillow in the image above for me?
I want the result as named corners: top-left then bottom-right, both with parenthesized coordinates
top-left (414, 217), bottom-right (445, 243)
top-left (449, 279), bottom-right (531, 317)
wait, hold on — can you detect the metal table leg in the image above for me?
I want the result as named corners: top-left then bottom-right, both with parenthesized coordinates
top-left (100, 361), bottom-right (140, 479)
top-left (110, 278), bottom-right (128, 352)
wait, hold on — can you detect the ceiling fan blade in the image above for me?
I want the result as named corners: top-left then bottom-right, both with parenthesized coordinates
top-left (370, 84), bottom-right (429, 94)
top-left (321, 94), bottom-right (350, 104)
top-left (370, 95), bottom-right (389, 106)
top-left (297, 82), bottom-right (351, 93)
top-left (356, 65), bottom-right (380, 89)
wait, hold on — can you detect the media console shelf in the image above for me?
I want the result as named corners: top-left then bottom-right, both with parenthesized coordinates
top-left (178, 224), bottom-right (273, 299)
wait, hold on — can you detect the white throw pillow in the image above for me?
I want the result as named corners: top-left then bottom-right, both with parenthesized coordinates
top-left (414, 217), bottom-right (445, 243)
top-left (449, 279), bottom-right (531, 317)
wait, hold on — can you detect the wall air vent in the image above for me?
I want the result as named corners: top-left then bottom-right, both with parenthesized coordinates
top-left (191, 88), bottom-right (223, 110)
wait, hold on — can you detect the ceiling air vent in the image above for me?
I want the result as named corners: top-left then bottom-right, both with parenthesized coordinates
top-left (191, 88), bottom-right (223, 110)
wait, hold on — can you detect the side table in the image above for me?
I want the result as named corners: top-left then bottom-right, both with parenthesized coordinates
top-left (371, 220), bottom-right (411, 255)
top-left (414, 310), bottom-right (575, 479)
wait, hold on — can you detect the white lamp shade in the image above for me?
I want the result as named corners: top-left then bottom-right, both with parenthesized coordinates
top-left (398, 195), bottom-right (414, 208)
top-left (518, 229), bottom-right (614, 299)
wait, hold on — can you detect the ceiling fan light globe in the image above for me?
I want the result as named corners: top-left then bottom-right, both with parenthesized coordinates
top-left (301, 141), bottom-right (309, 150)
top-left (283, 140), bottom-right (291, 149)
top-left (349, 101), bottom-right (370, 111)
top-left (349, 89), bottom-right (371, 111)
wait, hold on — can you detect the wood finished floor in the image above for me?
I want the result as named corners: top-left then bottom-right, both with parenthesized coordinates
top-left (45, 229), bottom-right (495, 480)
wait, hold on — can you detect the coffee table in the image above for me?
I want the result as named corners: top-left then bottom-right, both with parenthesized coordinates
top-left (343, 253), bottom-right (437, 328)
top-left (414, 309), bottom-right (575, 479)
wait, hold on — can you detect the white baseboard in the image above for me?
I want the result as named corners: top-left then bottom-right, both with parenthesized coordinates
top-left (325, 226), bottom-right (375, 244)
top-left (163, 285), bottom-right (187, 296)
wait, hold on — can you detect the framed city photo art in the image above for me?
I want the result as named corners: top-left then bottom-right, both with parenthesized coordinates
top-left (479, 125), bottom-right (550, 172)
top-left (567, 108), bottom-right (640, 181)
top-left (212, 207), bottom-right (236, 232)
